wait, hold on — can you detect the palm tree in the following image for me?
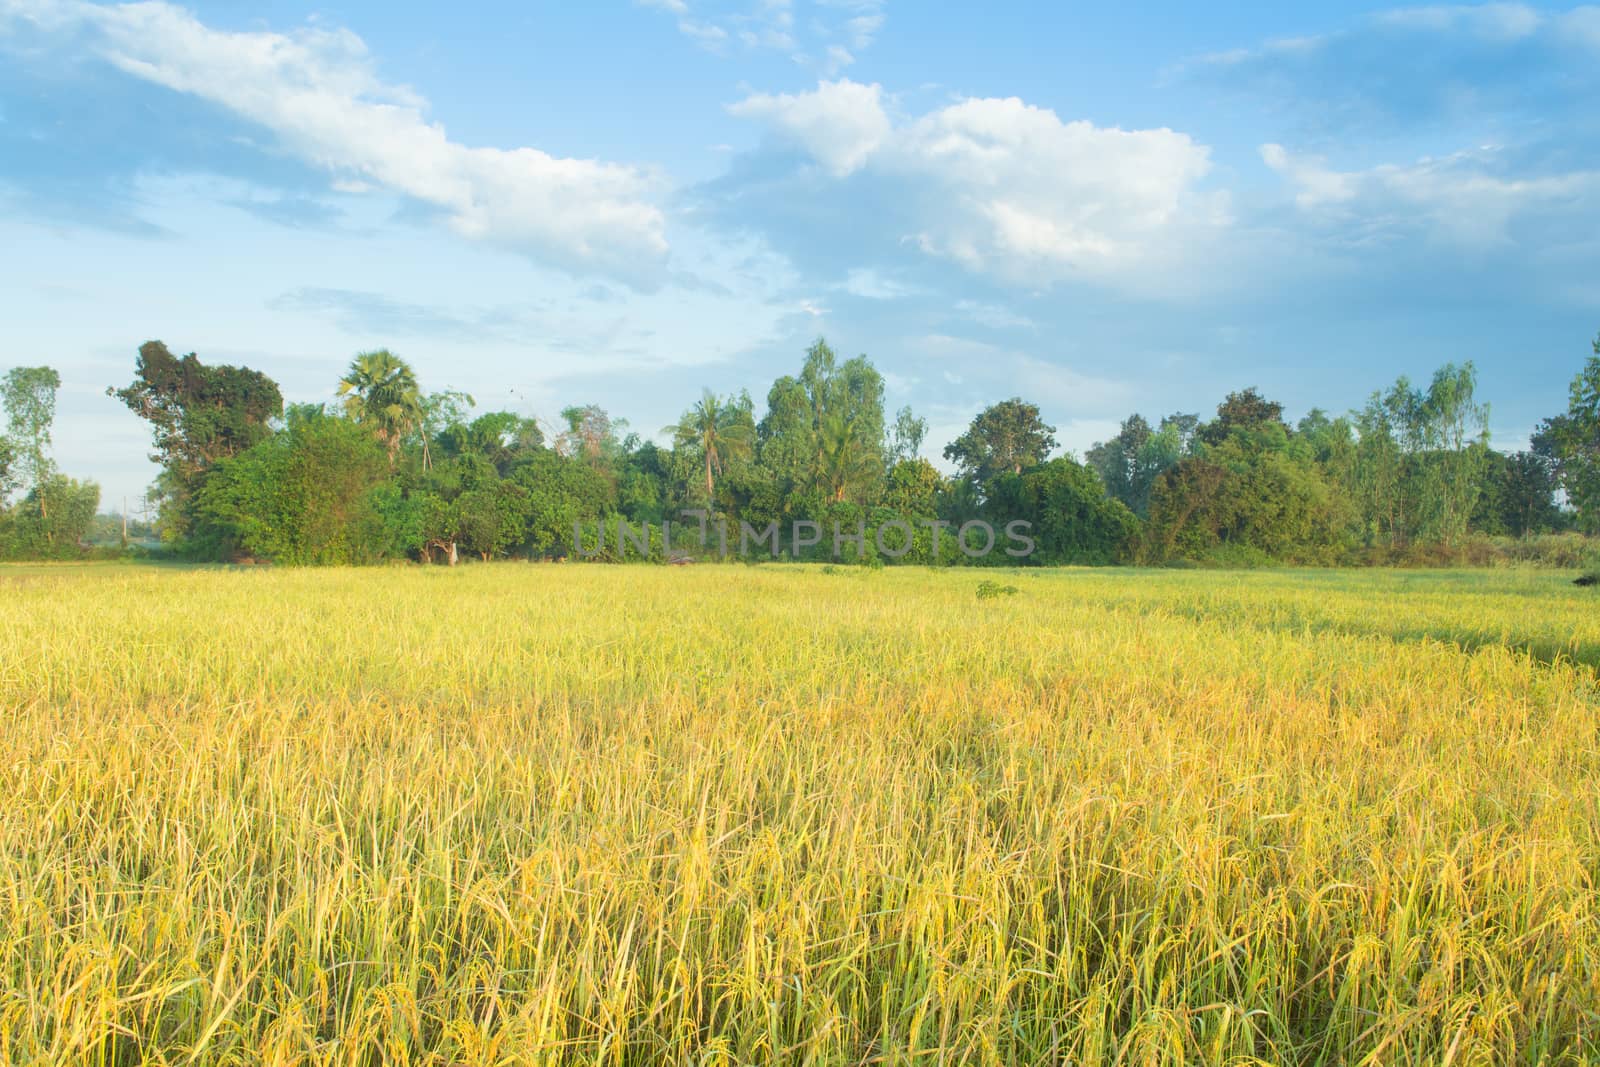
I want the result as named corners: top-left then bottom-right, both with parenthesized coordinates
top-left (816, 409), bottom-right (876, 503)
top-left (664, 390), bottom-right (754, 503)
top-left (337, 350), bottom-right (423, 467)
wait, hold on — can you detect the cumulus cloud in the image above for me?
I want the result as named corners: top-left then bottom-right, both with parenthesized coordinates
top-left (727, 80), bottom-right (1224, 288)
top-left (4, 0), bottom-right (671, 286)
top-left (728, 79), bottom-right (891, 175)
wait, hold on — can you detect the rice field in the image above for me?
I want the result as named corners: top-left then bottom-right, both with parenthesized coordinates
top-left (2, 562), bottom-right (1597, 1064)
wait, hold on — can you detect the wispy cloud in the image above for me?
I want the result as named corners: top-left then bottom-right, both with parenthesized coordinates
top-left (636, 0), bottom-right (886, 74)
top-left (1262, 142), bottom-right (1600, 247)
top-left (1188, 3), bottom-right (1600, 136)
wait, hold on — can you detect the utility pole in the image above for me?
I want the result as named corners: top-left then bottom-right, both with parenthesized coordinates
top-left (121, 496), bottom-right (128, 548)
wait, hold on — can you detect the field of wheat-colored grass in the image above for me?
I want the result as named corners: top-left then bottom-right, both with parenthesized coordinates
top-left (1, 563), bottom-right (1597, 1065)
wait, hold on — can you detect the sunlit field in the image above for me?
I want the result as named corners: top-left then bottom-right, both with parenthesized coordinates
top-left (3, 563), bottom-right (1598, 1064)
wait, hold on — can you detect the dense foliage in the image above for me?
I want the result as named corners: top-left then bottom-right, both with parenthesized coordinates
top-left (5, 331), bottom-right (1600, 566)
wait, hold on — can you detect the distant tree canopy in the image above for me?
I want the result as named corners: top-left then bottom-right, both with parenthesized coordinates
top-left (1085, 413), bottom-right (1193, 518)
top-left (8, 329), bottom-right (1600, 567)
top-left (944, 398), bottom-right (1057, 486)
top-left (1197, 387), bottom-right (1287, 447)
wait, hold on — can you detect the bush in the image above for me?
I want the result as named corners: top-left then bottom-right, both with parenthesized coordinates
top-left (976, 580), bottom-right (1018, 599)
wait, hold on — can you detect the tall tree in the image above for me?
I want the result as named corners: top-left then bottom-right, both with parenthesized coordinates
top-left (1416, 362), bottom-right (1490, 546)
top-left (111, 342), bottom-right (283, 477)
top-left (889, 406), bottom-right (928, 464)
top-left (337, 350), bottom-right (424, 466)
top-left (109, 341), bottom-right (282, 539)
top-left (1, 366), bottom-right (60, 512)
top-left (1353, 390), bottom-right (1407, 546)
top-left (1088, 413), bottom-right (1185, 517)
top-left (0, 437), bottom-right (14, 502)
top-left (664, 389), bottom-right (755, 503)
top-left (816, 409), bottom-right (879, 503)
top-left (944, 398), bottom-right (1057, 486)
top-left (757, 339), bottom-right (887, 508)
top-left (1534, 336), bottom-right (1600, 532)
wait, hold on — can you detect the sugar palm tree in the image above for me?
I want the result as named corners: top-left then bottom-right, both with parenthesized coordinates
top-left (337, 350), bottom-right (423, 467)
top-left (665, 390), bottom-right (754, 503)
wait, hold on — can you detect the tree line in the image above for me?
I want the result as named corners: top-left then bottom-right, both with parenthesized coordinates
top-left (2, 333), bottom-right (1598, 566)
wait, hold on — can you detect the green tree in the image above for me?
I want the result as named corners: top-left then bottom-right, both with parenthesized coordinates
top-left (1087, 413), bottom-right (1191, 518)
top-left (665, 389), bottom-right (755, 504)
top-left (1534, 336), bottom-right (1600, 532)
top-left (438, 410), bottom-right (543, 474)
top-left (944, 398), bottom-right (1057, 486)
top-left (510, 448), bottom-right (617, 557)
top-left (111, 342), bottom-right (283, 478)
top-left (2, 475), bottom-right (100, 560)
top-left (1474, 450), bottom-right (1562, 537)
top-left (337, 350), bottom-right (424, 467)
top-left (986, 457), bottom-right (1138, 565)
top-left (1, 366), bottom-right (61, 508)
top-left (1353, 391), bottom-right (1407, 547)
top-left (0, 438), bottom-right (14, 502)
top-left (1145, 391), bottom-right (1350, 564)
top-left (884, 458), bottom-right (944, 517)
top-left (757, 339), bottom-right (887, 514)
top-left (1197, 388), bottom-right (1287, 447)
top-left (109, 341), bottom-right (283, 540)
top-left (889, 406), bottom-right (927, 464)
top-left (197, 405), bottom-right (397, 565)
top-left (457, 478), bottom-right (531, 561)
top-left (1416, 362), bottom-right (1490, 546)
top-left (816, 408), bottom-right (880, 503)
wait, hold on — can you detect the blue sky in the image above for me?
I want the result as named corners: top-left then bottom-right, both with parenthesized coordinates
top-left (3, 0), bottom-right (1598, 509)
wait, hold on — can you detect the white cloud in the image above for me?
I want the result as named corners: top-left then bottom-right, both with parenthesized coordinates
top-left (836, 267), bottom-right (915, 299)
top-left (1262, 142), bottom-right (1600, 245)
top-left (730, 81), bottom-right (1224, 287)
top-left (1374, 3), bottom-right (1545, 41)
top-left (1558, 6), bottom-right (1600, 47)
top-left (7, 1), bottom-right (671, 286)
top-left (918, 334), bottom-right (1133, 416)
top-left (728, 78), bottom-right (891, 176)
top-left (1259, 144), bottom-right (1358, 207)
top-left (953, 299), bottom-right (1035, 331)
top-left (638, 0), bottom-right (885, 71)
